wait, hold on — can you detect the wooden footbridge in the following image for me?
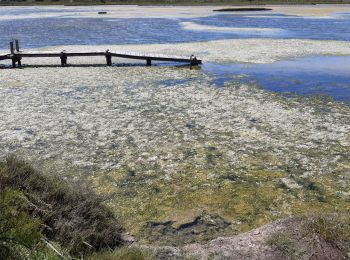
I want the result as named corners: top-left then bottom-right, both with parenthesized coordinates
top-left (0, 40), bottom-right (202, 68)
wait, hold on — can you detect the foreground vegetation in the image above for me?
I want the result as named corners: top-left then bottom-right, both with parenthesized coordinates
top-left (1, 156), bottom-right (349, 259)
top-left (266, 214), bottom-right (350, 259)
top-left (0, 156), bottom-right (125, 259)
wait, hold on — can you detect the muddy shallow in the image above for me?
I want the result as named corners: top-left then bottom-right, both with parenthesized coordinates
top-left (1, 58), bottom-right (349, 240)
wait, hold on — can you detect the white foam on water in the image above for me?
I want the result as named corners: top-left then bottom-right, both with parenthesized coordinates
top-left (180, 22), bottom-right (285, 35)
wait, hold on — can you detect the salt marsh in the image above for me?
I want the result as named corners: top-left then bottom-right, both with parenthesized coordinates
top-left (0, 5), bottom-right (350, 243)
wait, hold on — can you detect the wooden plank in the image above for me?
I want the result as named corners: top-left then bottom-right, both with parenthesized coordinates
top-left (17, 52), bottom-right (106, 58)
top-left (110, 53), bottom-right (201, 64)
top-left (16, 51), bottom-right (200, 62)
top-left (14, 52), bottom-right (93, 57)
top-left (0, 53), bottom-right (9, 60)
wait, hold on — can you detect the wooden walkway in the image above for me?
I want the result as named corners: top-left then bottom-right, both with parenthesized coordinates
top-left (0, 53), bottom-right (8, 61)
top-left (1, 40), bottom-right (202, 68)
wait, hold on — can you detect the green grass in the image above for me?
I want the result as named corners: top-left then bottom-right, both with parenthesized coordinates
top-left (0, 189), bottom-right (43, 260)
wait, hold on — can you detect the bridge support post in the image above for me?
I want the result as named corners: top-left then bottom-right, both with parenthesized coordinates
top-left (10, 41), bottom-right (16, 68)
top-left (17, 56), bottom-right (22, 67)
top-left (11, 57), bottom-right (16, 68)
top-left (10, 41), bottom-right (14, 54)
top-left (8, 40), bottom-right (22, 68)
top-left (189, 55), bottom-right (199, 70)
top-left (15, 40), bottom-right (22, 67)
top-left (105, 51), bottom-right (112, 66)
top-left (15, 40), bottom-right (20, 52)
top-left (60, 52), bottom-right (67, 67)
top-left (14, 54), bottom-right (22, 67)
top-left (146, 58), bottom-right (151, 66)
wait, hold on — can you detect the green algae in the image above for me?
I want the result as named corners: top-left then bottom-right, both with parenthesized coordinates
top-left (88, 155), bottom-right (349, 244)
top-left (1, 65), bottom-right (349, 245)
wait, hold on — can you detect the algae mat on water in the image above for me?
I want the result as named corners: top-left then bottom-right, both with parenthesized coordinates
top-left (0, 64), bottom-right (349, 244)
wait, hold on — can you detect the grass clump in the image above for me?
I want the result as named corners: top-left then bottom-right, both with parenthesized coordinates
top-left (304, 214), bottom-right (350, 255)
top-left (87, 247), bottom-right (154, 260)
top-left (0, 189), bottom-right (42, 259)
top-left (0, 156), bottom-right (124, 257)
top-left (266, 232), bottom-right (303, 260)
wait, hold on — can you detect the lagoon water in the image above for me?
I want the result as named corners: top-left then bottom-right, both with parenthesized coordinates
top-left (1, 10), bottom-right (350, 48)
top-left (204, 56), bottom-right (350, 102)
top-left (1, 7), bottom-right (350, 238)
top-left (0, 6), bottom-right (350, 102)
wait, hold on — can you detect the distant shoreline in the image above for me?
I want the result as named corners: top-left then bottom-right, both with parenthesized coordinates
top-left (0, 2), bottom-right (349, 7)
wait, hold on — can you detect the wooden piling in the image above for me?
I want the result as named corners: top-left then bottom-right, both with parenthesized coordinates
top-left (60, 51), bottom-right (67, 67)
top-left (10, 42), bottom-right (16, 68)
top-left (17, 56), bottom-right (22, 67)
top-left (11, 58), bottom-right (16, 68)
top-left (15, 40), bottom-right (20, 52)
top-left (16, 40), bottom-right (22, 67)
top-left (146, 58), bottom-right (151, 66)
top-left (10, 41), bottom-right (14, 54)
top-left (105, 50), bottom-right (112, 66)
top-left (9, 41), bottom-right (22, 68)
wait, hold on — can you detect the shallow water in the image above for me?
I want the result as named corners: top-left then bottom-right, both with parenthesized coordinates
top-left (194, 13), bottom-right (350, 41)
top-left (1, 9), bottom-right (350, 49)
top-left (0, 17), bottom-right (230, 49)
top-left (203, 56), bottom-right (350, 102)
top-left (1, 7), bottom-right (350, 101)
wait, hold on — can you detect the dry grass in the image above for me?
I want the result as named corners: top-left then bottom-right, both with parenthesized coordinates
top-left (87, 247), bottom-right (154, 260)
top-left (304, 213), bottom-right (350, 256)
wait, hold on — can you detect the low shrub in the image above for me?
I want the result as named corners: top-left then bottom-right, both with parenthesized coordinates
top-left (304, 213), bottom-right (350, 254)
top-left (266, 232), bottom-right (302, 259)
top-left (0, 156), bottom-right (124, 257)
top-left (0, 189), bottom-right (42, 259)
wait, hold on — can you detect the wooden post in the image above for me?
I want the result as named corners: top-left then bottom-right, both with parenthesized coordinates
top-left (146, 58), bottom-right (151, 66)
top-left (16, 55), bottom-right (22, 67)
top-left (10, 41), bottom-right (14, 54)
top-left (10, 42), bottom-right (16, 68)
top-left (15, 40), bottom-right (22, 67)
top-left (11, 57), bottom-right (16, 68)
top-left (60, 52), bottom-right (67, 67)
top-left (105, 50), bottom-right (112, 66)
top-left (189, 55), bottom-right (193, 70)
top-left (15, 40), bottom-right (20, 52)
top-left (192, 57), bottom-right (198, 66)
top-left (189, 55), bottom-right (198, 69)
